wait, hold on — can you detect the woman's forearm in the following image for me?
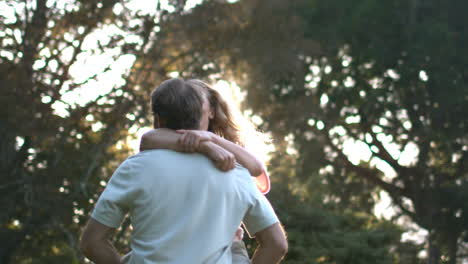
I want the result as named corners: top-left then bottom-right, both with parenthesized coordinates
top-left (139, 129), bottom-right (183, 152)
top-left (140, 129), bottom-right (264, 177)
top-left (211, 135), bottom-right (263, 177)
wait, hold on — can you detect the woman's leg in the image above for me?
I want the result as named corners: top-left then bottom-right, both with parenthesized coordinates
top-left (231, 240), bottom-right (251, 264)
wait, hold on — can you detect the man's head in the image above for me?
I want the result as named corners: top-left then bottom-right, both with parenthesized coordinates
top-left (151, 78), bottom-right (204, 130)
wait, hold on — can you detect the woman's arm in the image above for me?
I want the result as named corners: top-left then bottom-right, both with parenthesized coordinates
top-left (204, 133), bottom-right (270, 193)
top-left (140, 128), bottom-right (183, 152)
top-left (211, 134), bottom-right (264, 177)
top-left (140, 129), bottom-right (235, 171)
top-left (142, 129), bottom-right (270, 191)
top-left (177, 130), bottom-right (264, 177)
top-left (141, 129), bottom-right (264, 176)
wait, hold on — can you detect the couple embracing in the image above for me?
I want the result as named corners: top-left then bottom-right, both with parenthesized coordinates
top-left (80, 78), bottom-right (288, 263)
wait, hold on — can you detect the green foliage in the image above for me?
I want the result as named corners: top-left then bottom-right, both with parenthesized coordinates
top-left (242, 142), bottom-right (410, 263)
top-left (226, 0), bottom-right (468, 263)
top-left (252, 186), bottom-right (402, 264)
top-left (2, 0), bottom-right (466, 263)
top-left (0, 0), bottom-right (194, 262)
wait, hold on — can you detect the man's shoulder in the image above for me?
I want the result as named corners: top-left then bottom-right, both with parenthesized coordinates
top-left (231, 164), bottom-right (253, 181)
top-left (229, 165), bottom-right (261, 194)
top-left (131, 149), bottom-right (198, 159)
top-left (131, 149), bottom-right (178, 158)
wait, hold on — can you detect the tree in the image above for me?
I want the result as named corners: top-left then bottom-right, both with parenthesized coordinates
top-left (244, 142), bottom-right (405, 264)
top-left (0, 0), bottom-right (207, 262)
top-left (3, 0), bottom-right (464, 263)
top-left (205, 0), bottom-right (467, 263)
top-left (155, 1), bottom-right (413, 262)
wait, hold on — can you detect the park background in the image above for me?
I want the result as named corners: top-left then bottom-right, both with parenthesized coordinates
top-left (1, 0), bottom-right (467, 263)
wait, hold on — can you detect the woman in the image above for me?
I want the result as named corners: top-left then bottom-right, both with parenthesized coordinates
top-left (140, 79), bottom-right (270, 262)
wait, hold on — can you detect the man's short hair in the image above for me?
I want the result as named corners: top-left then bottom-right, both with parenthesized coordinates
top-left (151, 78), bottom-right (203, 130)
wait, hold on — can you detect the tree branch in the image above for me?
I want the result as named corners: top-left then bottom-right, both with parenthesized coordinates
top-left (324, 130), bottom-right (417, 220)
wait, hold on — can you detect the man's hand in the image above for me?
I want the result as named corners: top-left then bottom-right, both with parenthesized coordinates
top-left (199, 141), bottom-right (236, 171)
top-left (176, 130), bottom-right (214, 152)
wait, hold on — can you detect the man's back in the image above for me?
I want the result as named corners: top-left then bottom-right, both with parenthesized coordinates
top-left (92, 149), bottom-right (277, 263)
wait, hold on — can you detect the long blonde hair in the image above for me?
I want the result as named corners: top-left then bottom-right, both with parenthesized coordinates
top-left (186, 79), bottom-right (244, 146)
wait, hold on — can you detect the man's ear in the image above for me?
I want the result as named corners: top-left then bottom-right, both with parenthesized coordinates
top-left (154, 114), bottom-right (166, 128)
top-left (153, 114), bottom-right (160, 128)
top-left (155, 114), bottom-right (168, 128)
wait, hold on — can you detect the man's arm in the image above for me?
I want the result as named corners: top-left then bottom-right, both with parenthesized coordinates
top-left (80, 218), bottom-right (122, 264)
top-left (251, 223), bottom-right (288, 264)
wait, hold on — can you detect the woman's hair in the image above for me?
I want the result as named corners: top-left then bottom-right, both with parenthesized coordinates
top-left (186, 79), bottom-right (244, 146)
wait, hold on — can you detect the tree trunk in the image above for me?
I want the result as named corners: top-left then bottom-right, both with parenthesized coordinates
top-left (0, 230), bottom-right (25, 264)
top-left (0, 121), bottom-right (16, 174)
top-left (427, 230), bottom-right (460, 264)
top-left (427, 233), bottom-right (440, 264)
top-left (446, 233), bottom-right (459, 264)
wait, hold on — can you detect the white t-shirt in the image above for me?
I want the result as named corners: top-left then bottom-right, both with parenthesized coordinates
top-left (92, 150), bottom-right (279, 264)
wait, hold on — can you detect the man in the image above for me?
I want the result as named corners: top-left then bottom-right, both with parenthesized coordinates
top-left (80, 78), bottom-right (287, 263)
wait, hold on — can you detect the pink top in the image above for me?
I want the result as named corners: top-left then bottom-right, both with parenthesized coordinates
top-left (254, 169), bottom-right (270, 194)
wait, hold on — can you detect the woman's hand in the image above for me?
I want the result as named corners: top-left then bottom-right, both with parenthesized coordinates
top-left (199, 141), bottom-right (236, 171)
top-left (176, 130), bottom-right (215, 152)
